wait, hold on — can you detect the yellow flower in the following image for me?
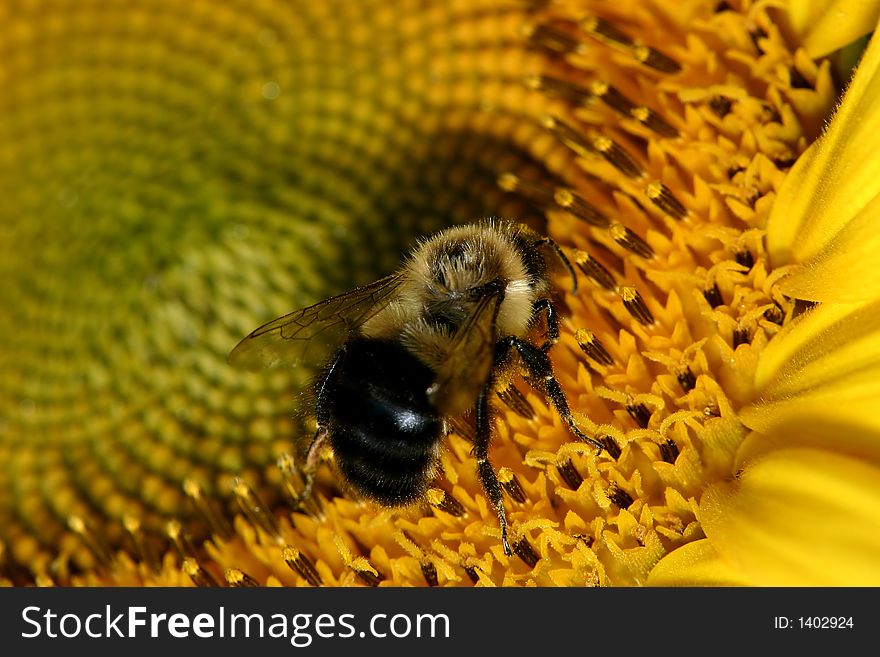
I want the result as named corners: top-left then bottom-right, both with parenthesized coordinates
top-left (0, 0), bottom-right (877, 587)
top-left (651, 12), bottom-right (880, 586)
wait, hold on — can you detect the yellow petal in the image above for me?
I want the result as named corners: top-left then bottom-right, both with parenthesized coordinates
top-left (774, 181), bottom-right (880, 303)
top-left (647, 539), bottom-right (752, 587)
top-left (698, 448), bottom-right (880, 586)
top-left (788, 0), bottom-right (880, 58)
top-left (751, 301), bottom-right (880, 396)
top-left (741, 300), bottom-right (880, 437)
top-left (737, 426), bottom-right (880, 471)
top-left (767, 24), bottom-right (880, 303)
top-left (741, 390), bottom-right (880, 451)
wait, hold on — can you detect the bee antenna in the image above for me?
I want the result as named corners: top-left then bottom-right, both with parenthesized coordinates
top-left (539, 236), bottom-right (579, 295)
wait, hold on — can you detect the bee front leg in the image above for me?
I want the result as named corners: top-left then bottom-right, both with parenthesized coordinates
top-left (531, 298), bottom-right (559, 350)
top-left (474, 378), bottom-right (512, 557)
top-left (509, 337), bottom-right (605, 453)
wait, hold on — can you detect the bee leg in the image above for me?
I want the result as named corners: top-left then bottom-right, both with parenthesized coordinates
top-left (293, 348), bottom-right (344, 509)
top-left (508, 337), bottom-right (605, 453)
top-left (531, 298), bottom-right (559, 349)
top-left (474, 379), bottom-right (512, 557)
top-left (292, 427), bottom-right (329, 509)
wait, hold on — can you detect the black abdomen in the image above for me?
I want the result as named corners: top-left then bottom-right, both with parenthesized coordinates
top-left (322, 339), bottom-right (442, 506)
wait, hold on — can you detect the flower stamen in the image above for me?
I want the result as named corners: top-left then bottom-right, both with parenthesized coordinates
top-left (183, 558), bottom-right (219, 587)
top-left (282, 545), bottom-right (323, 587)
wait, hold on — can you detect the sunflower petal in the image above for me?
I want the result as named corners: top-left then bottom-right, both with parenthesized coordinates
top-left (698, 449), bottom-right (880, 586)
top-left (788, 0), bottom-right (880, 58)
top-left (767, 25), bottom-right (880, 303)
top-left (740, 390), bottom-right (880, 449)
top-left (741, 300), bottom-right (880, 437)
top-left (647, 539), bottom-right (751, 587)
top-left (751, 300), bottom-right (880, 397)
top-left (737, 425), bottom-right (880, 470)
top-left (774, 184), bottom-right (880, 303)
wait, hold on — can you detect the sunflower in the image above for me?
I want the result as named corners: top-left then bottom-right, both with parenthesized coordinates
top-left (0, 0), bottom-right (878, 587)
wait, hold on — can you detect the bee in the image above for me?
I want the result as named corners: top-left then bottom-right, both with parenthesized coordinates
top-left (229, 221), bottom-right (603, 555)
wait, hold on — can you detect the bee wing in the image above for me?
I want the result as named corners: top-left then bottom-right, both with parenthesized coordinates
top-left (228, 273), bottom-right (405, 371)
top-left (428, 287), bottom-right (504, 417)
